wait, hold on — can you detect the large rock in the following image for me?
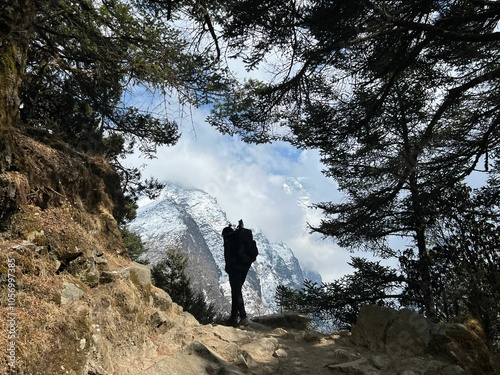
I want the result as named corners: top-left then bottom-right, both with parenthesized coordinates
top-left (60, 281), bottom-right (85, 305)
top-left (351, 305), bottom-right (399, 352)
top-left (251, 312), bottom-right (311, 330)
top-left (349, 305), bottom-right (497, 375)
top-left (351, 305), bottom-right (434, 357)
top-left (121, 262), bottom-right (152, 290)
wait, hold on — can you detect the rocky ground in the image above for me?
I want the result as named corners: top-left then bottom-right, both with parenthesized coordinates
top-left (1, 135), bottom-right (498, 375)
top-left (77, 263), bottom-right (496, 375)
top-left (2, 238), bottom-right (498, 375)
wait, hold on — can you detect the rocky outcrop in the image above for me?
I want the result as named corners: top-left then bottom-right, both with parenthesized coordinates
top-left (63, 272), bottom-right (500, 375)
top-left (102, 300), bottom-right (498, 375)
top-left (342, 305), bottom-right (497, 375)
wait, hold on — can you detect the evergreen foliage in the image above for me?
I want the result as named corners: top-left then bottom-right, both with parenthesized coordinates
top-left (211, 0), bottom-right (500, 323)
top-left (276, 258), bottom-right (405, 332)
top-left (1, 0), bottom-right (228, 222)
top-left (277, 187), bottom-right (500, 346)
top-left (151, 249), bottom-right (217, 324)
top-left (120, 228), bottom-right (148, 263)
top-left (20, 0), bottom-right (225, 156)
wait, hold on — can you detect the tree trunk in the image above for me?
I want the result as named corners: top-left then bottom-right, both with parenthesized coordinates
top-left (409, 169), bottom-right (437, 320)
top-left (0, 1), bottom-right (35, 171)
top-left (415, 226), bottom-right (436, 320)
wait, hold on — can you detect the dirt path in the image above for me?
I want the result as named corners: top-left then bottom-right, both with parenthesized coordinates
top-left (126, 318), bottom-right (365, 375)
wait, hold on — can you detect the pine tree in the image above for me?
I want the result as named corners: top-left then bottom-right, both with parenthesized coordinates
top-left (0, 0), bottom-right (228, 223)
top-left (211, 0), bottom-right (500, 321)
top-left (151, 249), bottom-right (217, 324)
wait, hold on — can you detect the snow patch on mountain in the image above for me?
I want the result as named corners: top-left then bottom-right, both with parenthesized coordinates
top-left (282, 176), bottom-right (312, 209)
top-left (128, 181), bottom-right (322, 316)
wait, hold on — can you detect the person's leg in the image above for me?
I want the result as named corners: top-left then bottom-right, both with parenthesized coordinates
top-left (228, 269), bottom-right (251, 326)
top-left (228, 271), bottom-right (240, 323)
top-left (238, 268), bottom-right (249, 318)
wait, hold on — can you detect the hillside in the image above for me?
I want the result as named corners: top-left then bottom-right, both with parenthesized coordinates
top-left (0, 133), bottom-right (498, 375)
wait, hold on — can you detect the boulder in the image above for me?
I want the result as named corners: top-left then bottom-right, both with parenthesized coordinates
top-left (122, 262), bottom-right (152, 290)
top-left (385, 308), bottom-right (433, 358)
top-left (151, 286), bottom-right (173, 311)
top-left (349, 305), bottom-right (498, 375)
top-left (351, 305), bottom-right (432, 357)
top-left (251, 312), bottom-right (311, 330)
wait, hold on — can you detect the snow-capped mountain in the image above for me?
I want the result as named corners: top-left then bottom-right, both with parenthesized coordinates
top-left (282, 177), bottom-right (310, 206)
top-left (128, 182), bottom-right (322, 316)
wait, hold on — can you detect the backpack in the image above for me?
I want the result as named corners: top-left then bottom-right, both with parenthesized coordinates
top-left (236, 228), bottom-right (258, 264)
top-left (245, 238), bottom-right (259, 263)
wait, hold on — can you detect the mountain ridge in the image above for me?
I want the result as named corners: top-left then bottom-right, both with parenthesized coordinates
top-left (128, 181), bottom-right (322, 316)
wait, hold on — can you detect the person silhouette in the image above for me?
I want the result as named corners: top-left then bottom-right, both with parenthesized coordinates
top-left (221, 219), bottom-right (252, 327)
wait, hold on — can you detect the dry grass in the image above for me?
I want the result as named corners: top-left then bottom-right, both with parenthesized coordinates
top-left (0, 221), bottom-right (154, 374)
top-left (0, 133), bottom-right (138, 374)
top-left (0, 245), bottom-right (65, 374)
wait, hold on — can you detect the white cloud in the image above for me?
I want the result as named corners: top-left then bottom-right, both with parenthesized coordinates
top-left (124, 107), bottom-right (359, 282)
top-left (116, 17), bottom-right (392, 284)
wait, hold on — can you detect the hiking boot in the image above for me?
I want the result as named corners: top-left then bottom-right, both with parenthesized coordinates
top-left (223, 317), bottom-right (239, 327)
top-left (238, 316), bottom-right (250, 326)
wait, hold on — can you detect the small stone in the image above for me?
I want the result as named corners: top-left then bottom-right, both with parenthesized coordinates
top-left (60, 281), bottom-right (84, 305)
top-left (330, 347), bottom-right (360, 364)
top-left (79, 338), bottom-right (86, 351)
top-left (273, 348), bottom-right (288, 358)
top-left (149, 310), bottom-right (168, 328)
top-left (371, 354), bottom-right (390, 369)
top-left (440, 365), bottom-right (465, 375)
top-left (94, 256), bottom-right (107, 265)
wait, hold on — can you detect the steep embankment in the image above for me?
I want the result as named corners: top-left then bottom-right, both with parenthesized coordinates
top-left (0, 133), bottom-right (498, 375)
top-left (0, 133), bottom-right (145, 373)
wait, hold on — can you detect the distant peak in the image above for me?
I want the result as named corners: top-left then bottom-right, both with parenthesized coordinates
top-left (282, 177), bottom-right (308, 194)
